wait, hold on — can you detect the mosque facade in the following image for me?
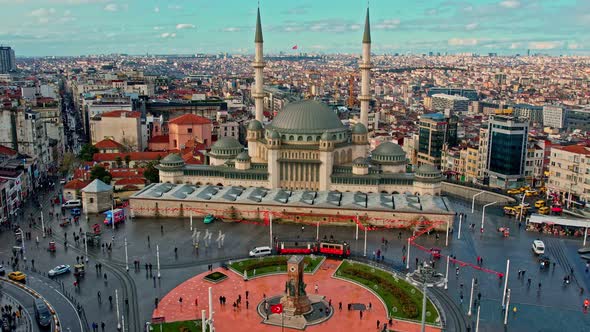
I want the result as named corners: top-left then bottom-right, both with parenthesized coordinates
top-left (156, 7), bottom-right (442, 196)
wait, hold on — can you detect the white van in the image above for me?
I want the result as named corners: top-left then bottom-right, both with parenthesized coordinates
top-left (249, 246), bottom-right (272, 257)
top-left (532, 240), bottom-right (545, 255)
top-left (62, 199), bottom-right (82, 209)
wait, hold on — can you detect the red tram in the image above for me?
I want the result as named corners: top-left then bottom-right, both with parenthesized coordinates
top-left (275, 239), bottom-right (351, 258)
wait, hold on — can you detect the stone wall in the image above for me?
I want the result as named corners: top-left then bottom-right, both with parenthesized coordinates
top-left (442, 182), bottom-right (515, 205)
top-left (129, 197), bottom-right (454, 231)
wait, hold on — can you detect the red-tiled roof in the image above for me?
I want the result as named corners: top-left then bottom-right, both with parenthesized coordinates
top-left (168, 114), bottom-right (211, 125)
top-left (64, 179), bottom-right (90, 190)
top-left (554, 144), bottom-right (590, 156)
top-left (92, 152), bottom-right (169, 162)
top-left (94, 139), bottom-right (124, 150)
top-left (0, 144), bottom-right (18, 156)
top-left (101, 110), bottom-right (141, 118)
top-left (114, 178), bottom-right (146, 185)
top-left (149, 135), bottom-right (169, 144)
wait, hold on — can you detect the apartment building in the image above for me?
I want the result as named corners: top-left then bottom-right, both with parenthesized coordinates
top-left (547, 144), bottom-right (590, 205)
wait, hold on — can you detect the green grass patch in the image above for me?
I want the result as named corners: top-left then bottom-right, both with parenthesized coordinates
top-left (335, 261), bottom-right (439, 324)
top-left (153, 320), bottom-right (206, 332)
top-left (203, 272), bottom-right (227, 283)
top-left (229, 256), bottom-right (323, 277)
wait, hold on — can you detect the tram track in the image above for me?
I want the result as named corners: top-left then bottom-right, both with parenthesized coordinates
top-left (545, 238), bottom-right (580, 287)
top-left (430, 287), bottom-right (469, 332)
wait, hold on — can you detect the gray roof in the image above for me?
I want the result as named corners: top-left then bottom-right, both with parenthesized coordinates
top-left (81, 179), bottom-right (112, 193)
top-left (160, 153), bottom-right (184, 165)
top-left (255, 7), bottom-right (263, 43)
top-left (352, 123), bottom-right (368, 134)
top-left (132, 184), bottom-right (454, 214)
top-left (247, 119), bottom-right (263, 131)
top-left (353, 157), bottom-right (369, 166)
top-left (416, 164), bottom-right (442, 176)
top-left (236, 151), bottom-right (251, 161)
top-left (211, 137), bottom-right (243, 150)
top-left (267, 100), bottom-right (345, 134)
top-left (372, 142), bottom-right (405, 157)
top-left (363, 8), bottom-right (371, 44)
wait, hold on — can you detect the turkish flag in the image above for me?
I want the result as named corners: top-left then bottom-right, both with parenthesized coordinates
top-left (270, 304), bottom-right (283, 314)
top-left (292, 45), bottom-right (298, 50)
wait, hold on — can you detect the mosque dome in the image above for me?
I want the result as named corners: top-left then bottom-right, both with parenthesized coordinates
top-left (247, 119), bottom-right (263, 131)
top-left (235, 151), bottom-right (251, 162)
top-left (352, 123), bottom-right (368, 134)
top-left (157, 153), bottom-right (185, 171)
top-left (267, 100), bottom-right (345, 134)
top-left (210, 137), bottom-right (244, 158)
top-left (372, 142), bottom-right (406, 164)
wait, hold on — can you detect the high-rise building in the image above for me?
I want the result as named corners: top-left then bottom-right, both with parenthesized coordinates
top-left (0, 46), bottom-right (16, 73)
top-left (566, 108), bottom-right (590, 131)
top-left (543, 105), bottom-right (568, 129)
top-left (512, 104), bottom-right (543, 124)
top-left (417, 113), bottom-right (458, 168)
top-left (431, 94), bottom-right (469, 115)
top-left (547, 144), bottom-right (590, 206)
top-left (427, 87), bottom-right (478, 101)
top-left (484, 115), bottom-right (529, 189)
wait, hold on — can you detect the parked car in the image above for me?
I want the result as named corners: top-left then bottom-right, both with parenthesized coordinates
top-left (62, 200), bottom-right (81, 209)
top-left (48, 265), bottom-right (71, 277)
top-left (532, 240), bottom-right (545, 255)
top-left (249, 246), bottom-right (272, 257)
top-left (8, 271), bottom-right (26, 282)
top-left (33, 298), bottom-right (52, 328)
top-left (0, 265), bottom-right (5, 276)
top-left (534, 200), bottom-right (545, 208)
top-left (538, 206), bottom-right (550, 215)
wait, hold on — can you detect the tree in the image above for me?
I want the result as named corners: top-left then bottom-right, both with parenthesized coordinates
top-left (79, 144), bottom-right (98, 162)
top-left (60, 152), bottom-right (76, 176)
top-left (124, 154), bottom-right (132, 168)
top-left (90, 165), bottom-right (112, 184)
top-left (115, 156), bottom-right (123, 168)
top-left (144, 161), bottom-right (160, 184)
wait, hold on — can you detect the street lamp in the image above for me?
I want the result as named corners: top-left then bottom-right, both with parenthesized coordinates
top-left (84, 232), bottom-right (89, 262)
top-left (115, 289), bottom-right (121, 330)
top-left (480, 201), bottom-right (498, 233)
top-left (124, 237), bottom-right (129, 272)
top-left (21, 230), bottom-right (26, 261)
top-left (472, 191), bottom-right (486, 213)
top-left (156, 244), bottom-right (161, 278)
top-left (519, 191), bottom-right (529, 224)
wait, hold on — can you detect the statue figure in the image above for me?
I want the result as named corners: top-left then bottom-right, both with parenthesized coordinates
top-left (285, 281), bottom-right (289, 294)
top-left (288, 279), bottom-right (296, 296)
top-left (299, 281), bottom-right (307, 295)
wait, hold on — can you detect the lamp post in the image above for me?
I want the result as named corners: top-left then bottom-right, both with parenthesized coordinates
top-left (21, 231), bottom-right (26, 261)
top-left (472, 191), bottom-right (486, 213)
top-left (124, 237), bottom-right (129, 272)
top-left (458, 213), bottom-right (462, 240)
top-left (208, 287), bottom-right (214, 331)
top-left (190, 213), bottom-right (193, 231)
top-left (503, 289), bottom-right (511, 325)
top-left (116, 289), bottom-right (121, 330)
top-left (519, 191), bottom-right (529, 224)
top-left (501, 259), bottom-right (510, 307)
top-left (475, 305), bottom-right (481, 332)
top-left (269, 213), bottom-right (273, 248)
top-left (420, 283), bottom-right (431, 332)
top-left (156, 244), bottom-right (161, 278)
top-left (480, 201), bottom-right (498, 233)
top-left (444, 255), bottom-right (449, 290)
top-left (363, 227), bottom-right (367, 257)
top-left (316, 220), bottom-right (319, 241)
top-left (445, 220), bottom-right (450, 246)
top-left (406, 237), bottom-right (411, 270)
top-left (84, 232), bottom-right (89, 262)
top-left (468, 277), bottom-right (475, 316)
top-left (41, 213), bottom-right (45, 238)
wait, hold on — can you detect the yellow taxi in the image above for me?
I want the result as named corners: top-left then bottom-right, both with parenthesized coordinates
top-left (525, 190), bottom-right (538, 197)
top-left (539, 206), bottom-right (550, 215)
top-left (507, 188), bottom-right (522, 195)
top-left (8, 271), bottom-right (26, 282)
top-left (535, 200), bottom-right (546, 208)
top-left (503, 206), bottom-right (517, 215)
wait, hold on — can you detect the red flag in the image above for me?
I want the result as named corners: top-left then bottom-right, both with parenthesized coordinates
top-left (292, 45), bottom-right (298, 50)
top-left (270, 304), bottom-right (283, 314)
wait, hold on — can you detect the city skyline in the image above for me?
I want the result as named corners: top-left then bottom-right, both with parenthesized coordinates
top-left (1, 0), bottom-right (590, 56)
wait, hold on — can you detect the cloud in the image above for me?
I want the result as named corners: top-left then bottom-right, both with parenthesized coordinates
top-left (448, 38), bottom-right (478, 46)
top-left (222, 27), bottom-right (241, 32)
top-left (528, 41), bottom-right (562, 50)
top-left (176, 23), bottom-right (195, 30)
top-left (375, 19), bottom-right (401, 30)
top-left (568, 43), bottom-right (581, 50)
top-left (272, 19), bottom-right (361, 34)
top-left (509, 42), bottom-right (522, 49)
top-left (160, 32), bottom-right (176, 38)
top-left (104, 3), bottom-right (121, 12)
top-left (30, 8), bottom-right (56, 17)
top-left (499, 1), bottom-right (520, 9)
top-left (153, 26), bottom-right (163, 30)
top-left (154, 7), bottom-right (160, 13)
top-left (283, 5), bottom-right (309, 15)
top-left (168, 4), bottom-right (182, 10)
top-left (465, 23), bottom-right (478, 31)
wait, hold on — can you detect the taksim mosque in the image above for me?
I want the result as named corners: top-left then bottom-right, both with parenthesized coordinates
top-left (157, 8), bottom-right (442, 196)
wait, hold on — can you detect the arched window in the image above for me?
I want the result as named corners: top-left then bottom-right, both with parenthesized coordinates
top-left (289, 135), bottom-right (294, 141)
top-left (307, 136), bottom-right (312, 141)
top-left (298, 136), bottom-right (303, 141)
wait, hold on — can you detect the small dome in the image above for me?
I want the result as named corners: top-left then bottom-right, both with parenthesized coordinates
top-left (210, 137), bottom-right (244, 158)
top-left (372, 142), bottom-right (405, 157)
top-left (416, 164), bottom-right (442, 177)
top-left (248, 120), bottom-right (263, 131)
top-left (157, 153), bottom-right (185, 170)
top-left (353, 157), bottom-right (369, 167)
top-left (236, 151), bottom-right (251, 161)
top-left (268, 129), bottom-right (280, 139)
top-left (352, 123), bottom-right (368, 134)
top-left (321, 131), bottom-right (332, 141)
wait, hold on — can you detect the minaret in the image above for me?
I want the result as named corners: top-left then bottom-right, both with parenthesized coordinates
top-left (359, 7), bottom-right (372, 128)
top-left (253, 6), bottom-right (265, 122)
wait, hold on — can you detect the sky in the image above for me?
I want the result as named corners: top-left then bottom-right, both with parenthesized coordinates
top-left (1, 0), bottom-right (589, 56)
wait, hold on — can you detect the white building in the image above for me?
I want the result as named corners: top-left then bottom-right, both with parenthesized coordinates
top-left (543, 105), bottom-right (568, 130)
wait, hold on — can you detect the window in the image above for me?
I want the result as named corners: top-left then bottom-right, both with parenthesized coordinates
top-left (89, 198), bottom-right (94, 203)
top-left (187, 128), bottom-right (193, 134)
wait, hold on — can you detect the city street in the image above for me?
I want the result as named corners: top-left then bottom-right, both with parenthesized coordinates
top-left (2, 184), bottom-right (590, 332)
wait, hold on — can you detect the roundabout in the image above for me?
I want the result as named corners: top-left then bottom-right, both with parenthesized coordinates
top-left (152, 257), bottom-right (442, 332)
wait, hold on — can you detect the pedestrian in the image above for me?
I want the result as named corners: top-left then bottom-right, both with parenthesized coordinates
top-left (377, 320), bottom-right (380, 329)
top-left (460, 293), bottom-right (464, 304)
top-left (219, 296), bottom-right (223, 305)
top-left (538, 282), bottom-right (542, 289)
top-left (246, 290), bottom-right (249, 299)
top-left (109, 296), bottom-right (113, 307)
top-left (477, 292), bottom-right (481, 302)
top-left (527, 278), bottom-right (532, 287)
top-left (97, 291), bottom-right (102, 303)
top-left (246, 300), bottom-right (249, 309)
top-left (161, 225), bottom-right (164, 233)
top-left (360, 310), bottom-right (363, 319)
top-left (315, 283), bottom-right (318, 293)
top-left (101, 322), bottom-right (105, 332)
top-left (348, 303), bottom-right (351, 310)
top-left (456, 266), bottom-right (460, 277)
top-left (368, 302), bottom-right (372, 311)
top-left (301, 226), bottom-right (304, 233)
top-left (155, 297), bottom-right (159, 308)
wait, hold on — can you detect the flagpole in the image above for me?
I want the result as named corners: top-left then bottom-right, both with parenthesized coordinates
top-left (282, 312), bottom-right (284, 332)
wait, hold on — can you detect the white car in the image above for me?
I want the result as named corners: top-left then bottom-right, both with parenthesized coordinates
top-left (532, 240), bottom-right (545, 255)
top-left (62, 199), bottom-right (82, 209)
top-left (249, 246), bottom-right (272, 257)
top-left (48, 265), bottom-right (71, 277)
